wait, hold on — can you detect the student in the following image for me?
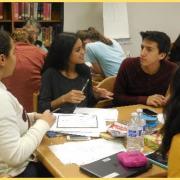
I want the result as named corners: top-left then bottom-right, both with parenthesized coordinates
top-left (23, 19), bottom-right (48, 52)
top-left (168, 34), bottom-right (180, 66)
top-left (38, 32), bottom-right (113, 113)
top-left (113, 31), bottom-right (177, 107)
top-left (0, 30), bottom-right (55, 177)
top-left (160, 67), bottom-right (180, 177)
top-left (77, 27), bottom-right (126, 77)
top-left (3, 29), bottom-right (46, 112)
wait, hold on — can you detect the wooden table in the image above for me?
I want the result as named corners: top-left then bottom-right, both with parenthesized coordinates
top-left (36, 104), bottom-right (167, 177)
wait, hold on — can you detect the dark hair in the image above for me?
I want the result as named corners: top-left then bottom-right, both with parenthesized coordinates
top-left (140, 31), bottom-right (171, 57)
top-left (42, 32), bottom-right (90, 76)
top-left (169, 35), bottom-right (180, 64)
top-left (77, 27), bottom-right (112, 45)
top-left (0, 30), bottom-right (11, 57)
top-left (160, 67), bottom-right (180, 157)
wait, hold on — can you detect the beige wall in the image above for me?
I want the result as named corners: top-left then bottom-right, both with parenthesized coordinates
top-left (126, 3), bottom-right (180, 56)
top-left (64, 2), bottom-right (180, 56)
top-left (64, 3), bottom-right (103, 33)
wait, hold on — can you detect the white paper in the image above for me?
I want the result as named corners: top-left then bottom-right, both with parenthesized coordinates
top-left (50, 113), bottom-right (106, 135)
top-left (157, 113), bottom-right (164, 124)
top-left (56, 114), bottom-right (98, 128)
top-left (49, 138), bottom-right (126, 165)
top-left (74, 108), bottom-right (118, 122)
top-left (103, 3), bottom-right (129, 39)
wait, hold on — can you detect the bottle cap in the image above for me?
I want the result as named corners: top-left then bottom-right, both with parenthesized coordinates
top-left (137, 108), bottom-right (143, 113)
top-left (131, 112), bottom-right (138, 117)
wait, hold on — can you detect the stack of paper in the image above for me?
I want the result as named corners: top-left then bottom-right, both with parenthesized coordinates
top-left (50, 113), bottom-right (107, 137)
top-left (49, 138), bottom-right (126, 165)
top-left (74, 107), bottom-right (118, 122)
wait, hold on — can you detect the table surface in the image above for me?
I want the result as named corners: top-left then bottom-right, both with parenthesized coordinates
top-left (36, 104), bottom-right (167, 177)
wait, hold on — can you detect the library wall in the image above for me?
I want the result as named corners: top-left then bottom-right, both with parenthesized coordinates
top-left (126, 3), bottom-right (180, 56)
top-left (64, 3), bottom-right (103, 33)
top-left (64, 2), bottom-right (180, 57)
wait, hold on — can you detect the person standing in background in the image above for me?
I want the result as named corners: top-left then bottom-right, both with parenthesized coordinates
top-left (3, 29), bottom-right (46, 112)
top-left (77, 27), bottom-right (126, 78)
top-left (0, 30), bottom-right (55, 177)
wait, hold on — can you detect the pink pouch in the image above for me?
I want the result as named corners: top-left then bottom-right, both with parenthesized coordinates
top-left (117, 151), bottom-right (148, 168)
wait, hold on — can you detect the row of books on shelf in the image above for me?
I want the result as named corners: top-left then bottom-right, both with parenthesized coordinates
top-left (39, 24), bottom-right (62, 46)
top-left (0, 3), bottom-right (3, 20)
top-left (13, 2), bottom-right (52, 21)
top-left (0, 24), bottom-right (62, 48)
top-left (0, 2), bottom-right (52, 21)
top-left (39, 26), bottom-right (53, 46)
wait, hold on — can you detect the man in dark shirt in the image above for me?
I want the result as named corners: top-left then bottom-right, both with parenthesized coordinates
top-left (113, 31), bottom-right (177, 107)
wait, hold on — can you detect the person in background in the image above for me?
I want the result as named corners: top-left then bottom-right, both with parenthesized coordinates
top-left (38, 32), bottom-right (113, 113)
top-left (3, 29), bottom-right (46, 112)
top-left (113, 31), bottom-right (177, 107)
top-left (23, 19), bottom-right (48, 52)
top-left (159, 67), bottom-right (180, 177)
top-left (0, 30), bottom-right (55, 177)
top-left (77, 27), bottom-right (126, 78)
top-left (168, 34), bottom-right (180, 66)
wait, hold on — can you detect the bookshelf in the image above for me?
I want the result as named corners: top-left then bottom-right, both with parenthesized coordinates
top-left (0, 2), bottom-right (64, 45)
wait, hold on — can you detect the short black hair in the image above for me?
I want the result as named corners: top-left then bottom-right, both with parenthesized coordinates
top-left (0, 30), bottom-right (11, 56)
top-left (140, 31), bottom-right (171, 55)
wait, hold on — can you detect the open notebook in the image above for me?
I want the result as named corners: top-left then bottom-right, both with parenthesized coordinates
top-left (80, 153), bottom-right (152, 178)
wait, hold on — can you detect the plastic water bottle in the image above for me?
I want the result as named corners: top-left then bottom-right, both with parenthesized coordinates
top-left (137, 108), bottom-right (146, 151)
top-left (126, 112), bottom-right (141, 152)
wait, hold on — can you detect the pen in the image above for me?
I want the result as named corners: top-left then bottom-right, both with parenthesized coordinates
top-left (52, 107), bottom-right (61, 113)
top-left (73, 79), bottom-right (90, 112)
top-left (81, 79), bottom-right (89, 92)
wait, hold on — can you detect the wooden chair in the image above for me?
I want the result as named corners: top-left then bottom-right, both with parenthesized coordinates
top-left (95, 76), bottom-right (116, 108)
top-left (91, 73), bottom-right (105, 86)
top-left (0, 174), bottom-right (10, 178)
top-left (33, 92), bottom-right (39, 112)
top-left (96, 76), bottom-right (116, 92)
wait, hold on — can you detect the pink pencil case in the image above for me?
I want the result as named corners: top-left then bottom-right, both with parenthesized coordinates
top-left (117, 151), bottom-right (148, 168)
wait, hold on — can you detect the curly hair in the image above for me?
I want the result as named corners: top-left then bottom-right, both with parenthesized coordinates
top-left (11, 28), bottom-right (29, 43)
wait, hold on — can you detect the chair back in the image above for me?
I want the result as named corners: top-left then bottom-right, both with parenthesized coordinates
top-left (33, 92), bottom-right (39, 112)
top-left (96, 76), bottom-right (116, 92)
top-left (95, 76), bottom-right (116, 108)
